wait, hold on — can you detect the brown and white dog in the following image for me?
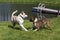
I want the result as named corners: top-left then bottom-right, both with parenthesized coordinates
top-left (29, 16), bottom-right (51, 31)
top-left (11, 10), bottom-right (28, 31)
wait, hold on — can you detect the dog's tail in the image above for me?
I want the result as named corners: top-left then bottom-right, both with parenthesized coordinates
top-left (12, 10), bottom-right (18, 17)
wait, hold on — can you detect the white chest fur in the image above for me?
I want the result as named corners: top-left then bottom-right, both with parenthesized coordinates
top-left (34, 18), bottom-right (38, 26)
top-left (16, 15), bottom-right (24, 23)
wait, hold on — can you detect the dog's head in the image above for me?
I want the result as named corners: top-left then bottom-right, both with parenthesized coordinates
top-left (19, 11), bottom-right (28, 18)
top-left (29, 16), bottom-right (35, 22)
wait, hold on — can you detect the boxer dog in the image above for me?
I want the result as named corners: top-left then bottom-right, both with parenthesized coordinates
top-left (11, 10), bottom-right (28, 31)
top-left (29, 16), bottom-right (51, 31)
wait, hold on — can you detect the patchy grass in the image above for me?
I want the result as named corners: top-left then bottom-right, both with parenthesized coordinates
top-left (0, 17), bottom-right (60, 40)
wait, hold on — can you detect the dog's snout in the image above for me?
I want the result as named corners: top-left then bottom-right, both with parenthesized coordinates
top-left (25, 15), bottom-right (28, 17)
top-left (29, 18), bottom-right (33, 22)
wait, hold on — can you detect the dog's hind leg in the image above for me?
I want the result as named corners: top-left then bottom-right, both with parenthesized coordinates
top-left (47, 21), bottom-right (50, 28)
top-left (46, 21), bottom-right (52, 30)
top-left (12, 22), bottom-right (16, 28)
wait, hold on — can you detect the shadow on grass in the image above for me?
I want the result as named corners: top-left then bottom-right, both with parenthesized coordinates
top-left (8, 25), bottom-right (22, 30)
top-left (8, 25), bottom-right (53, 32)
top-left (27, 27), bottom-right (32, 30)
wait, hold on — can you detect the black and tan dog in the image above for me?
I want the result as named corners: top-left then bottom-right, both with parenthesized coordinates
top-left (29, 16), bottom-right (51, 31)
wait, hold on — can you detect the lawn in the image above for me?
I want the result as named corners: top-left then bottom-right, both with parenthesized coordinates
top-left (0, 17), bottom-right (60, 40)
top-left (0, 0), bottom-right (60, 4)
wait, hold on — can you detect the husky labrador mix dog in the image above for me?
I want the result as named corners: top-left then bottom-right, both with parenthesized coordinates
top-left (11, 10), bottom-right (28, 31)
top-left (30, 16), bottom-right (51, 31)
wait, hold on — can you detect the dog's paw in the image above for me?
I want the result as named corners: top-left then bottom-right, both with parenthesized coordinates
top-left (25, 30), bottom-right (28, 32)
top-left (34, 29), bottom-right (38, 32)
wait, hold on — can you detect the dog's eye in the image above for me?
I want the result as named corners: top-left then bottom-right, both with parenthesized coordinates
top-left (21, 13), bottom-right (23, 15)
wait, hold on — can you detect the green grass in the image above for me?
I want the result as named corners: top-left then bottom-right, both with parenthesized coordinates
top-left (0, 17), bottom-right (60, 40)
top-left (0, 0), bottom-right (60, 4)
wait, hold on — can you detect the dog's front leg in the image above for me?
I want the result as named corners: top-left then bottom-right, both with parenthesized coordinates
top-left (19, 22), bottom-right (28, 31)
